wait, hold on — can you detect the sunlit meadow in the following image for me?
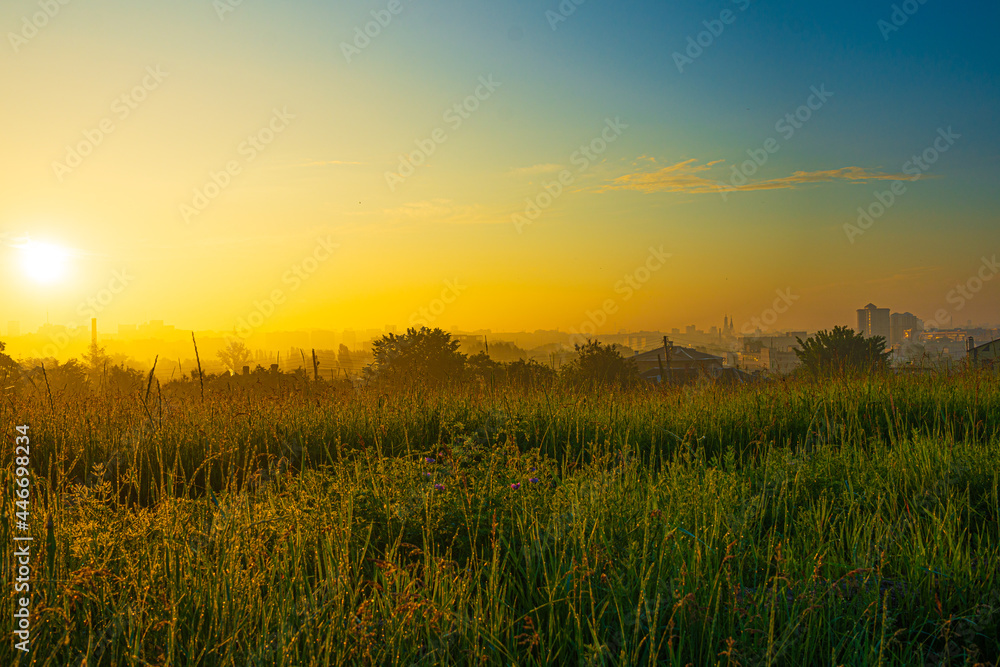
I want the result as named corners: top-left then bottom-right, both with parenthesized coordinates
top-left (2, 368), bottom-right (998, 666)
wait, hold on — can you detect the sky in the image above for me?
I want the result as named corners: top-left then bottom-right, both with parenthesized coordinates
top-left (1, 0), bottom-right (998, 341)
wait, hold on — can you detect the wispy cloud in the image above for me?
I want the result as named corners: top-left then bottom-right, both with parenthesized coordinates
top-left (604, 159), bottom-right (915, 195)
top-left (604, 159), bottom-right (726, 194)
top-left (509, 163), bottom-right (563, 176)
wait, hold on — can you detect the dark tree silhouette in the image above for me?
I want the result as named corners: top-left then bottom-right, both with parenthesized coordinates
top-left (82, 342), bottom-right (114, 386)
top-left (218, 340), bottom-right (253, 375)
top-left (562, 339), bottom-right (640, 387)
top-left (0, 341), bottom-right (17, 384)
top-left (505, 358), bottom-right (557, 387)
top-left (367, 327), bottom-right (466, 385)
top-left (466, 351), bottom-right (501, 381)
top-left (794, 326), bottom-right (891, 377)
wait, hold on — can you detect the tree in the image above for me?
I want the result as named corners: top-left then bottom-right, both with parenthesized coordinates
top-left (505, 358), bottom-right (557, 388)
top-left (82, 341), bottom-right (112, 370)
top-left (367, 327), bottom-right (466, 385)
top-left (43, 359), bottom-right (90, 396)
top-left (466, 351), bottom-right (502, 381)
top-left (794, 326), bottom-right (891, 377)
top-left (0, 341), bottom-right (18, 385)
top-left (82, 342), bottom-right (114, 387)
top-left (107, 364), bottom-right (145, 393)
top-left (562, 339), bottom-right (640, 387)
top-left (218, 340), bottom-right (253, 375)
top-left (338, 344), bottom-right (353, 372)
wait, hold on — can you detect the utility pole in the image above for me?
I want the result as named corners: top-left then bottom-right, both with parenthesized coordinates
top-left (663, 336), bottom-right (673, 384)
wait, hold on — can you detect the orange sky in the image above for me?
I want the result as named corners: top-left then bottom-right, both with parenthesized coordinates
top-left (2, 1), bottom-right (997, 342)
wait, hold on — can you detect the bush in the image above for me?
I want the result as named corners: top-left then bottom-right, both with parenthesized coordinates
top-left (561, 339), bottom-right (640, 387)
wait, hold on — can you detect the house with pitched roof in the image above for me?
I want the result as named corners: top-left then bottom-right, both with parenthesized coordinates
top-left (967, 337), bottom-right (1000, 368)
top-left (632, 340), bottom-right (730, 384)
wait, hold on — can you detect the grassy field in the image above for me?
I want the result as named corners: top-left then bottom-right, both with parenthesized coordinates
top-left (2, 371), bottom-right (999, 666)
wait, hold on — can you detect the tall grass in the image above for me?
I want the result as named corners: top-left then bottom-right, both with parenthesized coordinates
top-left (1, 371), bottom-right (998, 665)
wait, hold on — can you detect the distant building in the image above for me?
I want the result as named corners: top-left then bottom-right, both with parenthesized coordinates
top-left (625, 335), bottom-right (648, 351)
top-left (310, 330), bottom-right (338, 350)
top-left (737, 333), bottom-right (805, 374)
top-left (968, 337), bottom-right (1000, 368)
top-left (889, 312), bottom-right (922, 346)
top-left (857, 303), bottom-right (890, 340)
top-left (137, 320), bottom-right (177, 338)
top-left (918, 330), bottom-right (969, 361)
top-left (7, 321), bottom-right (19, 338)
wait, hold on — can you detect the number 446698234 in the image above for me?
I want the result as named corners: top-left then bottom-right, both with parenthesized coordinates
top-left (15, 425), bottom-right (30, 521)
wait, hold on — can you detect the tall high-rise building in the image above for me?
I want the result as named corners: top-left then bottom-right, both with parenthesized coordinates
top-left (7, 321), bottom-right (20, 338)
top-left (857, 303), bottom-right (890, 340)
top-left (890, 312), bottom-right (922, 345)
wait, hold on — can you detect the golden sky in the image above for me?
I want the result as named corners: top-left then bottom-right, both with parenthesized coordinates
top-left (2, 1), bottom-right (997, 340)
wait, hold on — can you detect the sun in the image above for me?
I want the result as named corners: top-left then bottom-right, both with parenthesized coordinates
top-left (19, 240), bottom-right (71, 285)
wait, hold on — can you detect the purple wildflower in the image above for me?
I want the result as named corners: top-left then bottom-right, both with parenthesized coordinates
top-left (434, 484), bottom-right (445, 491)
top-left (510, 482), bottom-right (521, 490)
top-left (529, 478), bottom-right (539, 484)
top-left (425, 457), bottom-right (436, 464)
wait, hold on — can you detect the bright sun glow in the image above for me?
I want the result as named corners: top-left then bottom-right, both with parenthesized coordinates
top-left (20, 240), bottom-right (71, 285)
